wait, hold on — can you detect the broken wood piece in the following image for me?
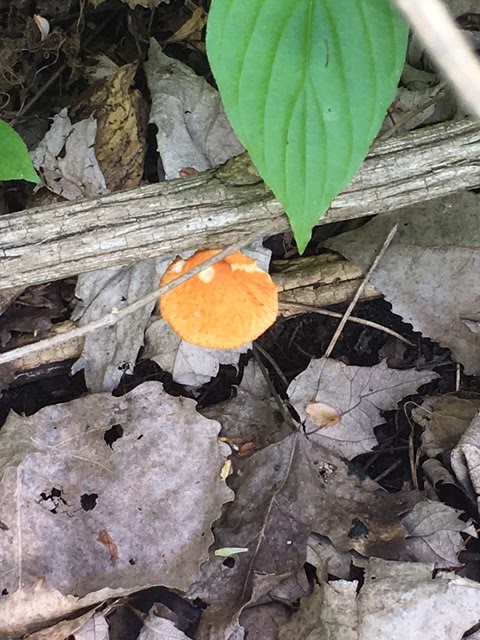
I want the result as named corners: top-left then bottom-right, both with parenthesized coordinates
top-left (273, 252), bottom-right (379, 315)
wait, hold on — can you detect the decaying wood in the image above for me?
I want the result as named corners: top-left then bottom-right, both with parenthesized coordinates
top-left (1, 119), bottom-right (480, 290)
top-left (273, 252), bottom-right (379, 314)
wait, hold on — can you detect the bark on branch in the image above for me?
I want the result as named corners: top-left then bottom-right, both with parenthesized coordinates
top-left (1, 119), bottom-right (479, 290)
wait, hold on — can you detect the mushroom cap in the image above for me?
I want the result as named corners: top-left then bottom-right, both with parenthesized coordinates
top-left (159, 250), bottom-right (278, 349)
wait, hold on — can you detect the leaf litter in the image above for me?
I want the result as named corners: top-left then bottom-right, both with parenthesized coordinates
top-left (71, 259), bottom-right (162, 392)
top-left (188, 429), bottom-right (433, 638)
top-left (325, 191), bottom-right (480, 375)
top-left (144, 39), bottom-right (244, 180)
top-left (0, 382), bottom-right (232, 636)
top-left (288, 357), bottom-right (438, 459)
top-left (2, 1), bottom-right (480, 638)
top-left (279, 559), bottom-right (480, 640)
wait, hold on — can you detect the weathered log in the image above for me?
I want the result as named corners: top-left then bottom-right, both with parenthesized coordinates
top-left (1, 119), bottom-right (479, 290)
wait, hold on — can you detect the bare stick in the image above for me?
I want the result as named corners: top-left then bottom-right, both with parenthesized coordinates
top-left (252, 345), bottom-right (298, 431)
top-left (323, 224), bottom-right (398, 359)
top-left (0, 230), bottom-right (264, 367)
top-left (394, 0), bottom-right (480, 119)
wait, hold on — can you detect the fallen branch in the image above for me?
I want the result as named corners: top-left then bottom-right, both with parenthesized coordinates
top-left (1, 119), bottom-right (480, 290)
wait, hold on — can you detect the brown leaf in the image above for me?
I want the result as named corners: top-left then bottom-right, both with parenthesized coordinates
top-left (288, 358), bottom-right (437, 459)
top-left (96, 529), bottom-right (119, 564)
top-left (412, 395), bottom-right (480, 457)
top-left (144, 40), bottom-right (243, 180)
top-left (70, 63), bottom-right (148, 191)
top-left (166, 7), bottom-right (207, 44)
top-left (240, 602), bottom-right (291, 640)
top-left (400, 500), bottom-right (475, 567)
top-left (189, 432), bottom-right (421, 638)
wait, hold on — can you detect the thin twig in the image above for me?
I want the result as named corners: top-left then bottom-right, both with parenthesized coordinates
top-left (404, 401), bottom-right (422, 491)
top-left (323, 225), bottom-right (398, 359)
top-left (0, 229), bottom-right (265, 367)
top-left (456, 362), bottom-right (462, 392)
top-left (394, 0), bottom-right (480, 120)
top-left (279, 299), bottom-right (413, 346)
top-left (252, 343), bottom-right (289, 390)
top-left (252, 345), bottom-right (299, 431)
top-left (371, 458), bottom-right (403, 483)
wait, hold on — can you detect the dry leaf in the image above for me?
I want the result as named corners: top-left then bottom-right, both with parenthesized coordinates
top-left (239, 602), bottom-right (291, 640)
top-left (166, 7), bottom-right (207, 44)
top-left (279, 581), bottom-right (357, 640)
top-left (138, 608), bottom-right (189, 639)
top-left (144, 39), bottom-right (243, 179)
top-left (280, 559), bottom-right (480, 640)
top-left (70, 63), bottom-right (147, 191)
top-left (306, 534), bottom-right (358, 582)
top-left (71, 258), bottom-right (161, 392)
top-left (72, 613), bottom-right (109, 640)
top-left (0, 588), bottom-right (99, 639)
top-left (401, 500), bottom-right (476, 567)
top-left (451, 411), bottom-right (480, 507)
top-left (32, 109), bottom-right (107, 199)
top-left (24, 608), bottom-right (100, 640)
top-left (83, 53), bottom-right (120, 84)
top-left (412, 395), bottom-right (480, 457)
top-left (325, 192), bottom-right (480, 375)
top-left (202, 359), bottom-right (291, 448)
top-left (190, 432), bottom-right (420, 638)
top-left (0, 382), bottom-right (232, 637)
top-left (359, 560), bottom-right (480, 639)
top-left (145, 318), bottom-right (246, 386)
top-left (288, 358), bottom-right (437, 459)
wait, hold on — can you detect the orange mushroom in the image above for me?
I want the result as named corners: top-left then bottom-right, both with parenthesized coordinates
top-left (159, 249), bottom-right (278, 349)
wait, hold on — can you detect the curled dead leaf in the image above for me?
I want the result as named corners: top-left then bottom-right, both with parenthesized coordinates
top-left (305, 402), bottom-right (342, 429)
top-left (220, 459), bottom-right (232, 481)
top-left (166, 7), bottom-right (207, 44)
top-left (33, 15), bottom-right (50, 41)
top-left (96, 529), bottom-right (119, 564)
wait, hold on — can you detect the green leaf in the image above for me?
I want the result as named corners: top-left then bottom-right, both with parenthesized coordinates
top-left (214, 547), bottom-right (249, 557)
top-left (0, 120), bottom-right (40, 183)
top-left (207, 0), bottom-right (408, 251)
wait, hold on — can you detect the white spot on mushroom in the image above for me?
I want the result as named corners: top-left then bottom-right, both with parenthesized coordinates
top-left (198, 266), bottom-right (215, 283)
top-left (172, 260), bottom-right (185, 273)
top-left (230, 262), bottom-right (261, 273)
